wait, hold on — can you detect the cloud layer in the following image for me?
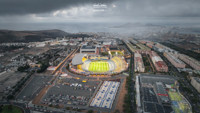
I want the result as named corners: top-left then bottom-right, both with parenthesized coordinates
top-left (0, 0), bottom-right (200, 23)
top-left (0, 0), bottom-right (115, 15)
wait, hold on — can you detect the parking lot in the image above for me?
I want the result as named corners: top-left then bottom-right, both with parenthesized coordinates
top-left (16, 75), bottom-right (53, 101)
top-left (0, 71), bottom-right (27, 98)
top-left (41, 78), bottom-right (100, 108)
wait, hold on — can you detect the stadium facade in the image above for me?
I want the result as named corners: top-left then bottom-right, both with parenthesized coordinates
top-left (69, 46), bottom-right (128, 76)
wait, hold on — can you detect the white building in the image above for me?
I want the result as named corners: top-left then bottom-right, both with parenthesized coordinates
top-left (134, 52), bottom-right (145, 72)
top-left (191, 77), bottom-right (200, 93)
top-left (80, 45), bottom-right (97, 54)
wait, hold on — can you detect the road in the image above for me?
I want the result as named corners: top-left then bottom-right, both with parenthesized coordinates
top-left (129, 53), bottom-right (136, 113)
top-left (30, 47), bottom-right (80, 112)
top-left (52, 47), bottom-right (80, 75)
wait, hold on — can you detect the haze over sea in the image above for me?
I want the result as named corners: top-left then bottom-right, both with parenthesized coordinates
top-left (1, 21), bottom-right (200, 35)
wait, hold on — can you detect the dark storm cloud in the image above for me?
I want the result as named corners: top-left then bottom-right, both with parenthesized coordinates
top-left (0, 0), bottom-right (115, 15)
top-left (0, 0), bottom-right (200, 22)
top-left (109, 0), bottom-right (200, 17)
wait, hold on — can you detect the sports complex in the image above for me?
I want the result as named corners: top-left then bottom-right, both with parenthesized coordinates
top-left (69, 52), bottom-right (128, 76)
top-left (168, 89), bottom-right (191, 113)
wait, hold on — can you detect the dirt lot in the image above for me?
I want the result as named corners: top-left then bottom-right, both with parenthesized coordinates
top-left (32, 85), bottom-right (52, 105)
top-left (113, 78), bottom-right (127, 113)
top-left (25, 46), bottom-right (50, 55)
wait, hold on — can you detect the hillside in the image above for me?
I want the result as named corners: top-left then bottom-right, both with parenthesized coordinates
top-left (0, 29), bottom-right (69, 43)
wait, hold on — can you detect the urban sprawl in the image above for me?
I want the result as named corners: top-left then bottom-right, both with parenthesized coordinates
top-left (0, 34), bottom-right (200, 113)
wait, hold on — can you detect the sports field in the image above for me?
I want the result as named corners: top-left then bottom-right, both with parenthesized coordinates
top-left (168, 91), bottom-right (192, 113)
top-left (168, 91), bottom-right (182, 101)
top-left (88, 61), bottom-right (109, 72)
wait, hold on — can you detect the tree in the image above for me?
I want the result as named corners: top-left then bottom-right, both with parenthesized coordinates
top-left (0, 105), bottom-right (3, 112)
top-left (17, 65), bottom-right (30, 72)
top-left (87, 110), bottom-right (93, 113)
top-left (37, 63), bottom-right (49, 73)
top-left (101, 52), bottom-right (108, 56)
top-left (7, 95), bottom-right (14, 100)
top-left (66, 107), bottom-right (70, 110)
top-left (8, 105), bottom-right (13, 110)
top-left (114, 110), bottom-right (120, 113)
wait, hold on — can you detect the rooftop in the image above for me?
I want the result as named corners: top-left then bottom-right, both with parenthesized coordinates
top-left (194, 77), bottom-right (200, 84)
top-left (139, 75), bottom-right (175, 113)
top-left (156, 82), bottom-right (167, 95)
top-left (109, 47), bottom-right (119, 50)
top-left (72, 53), bottom-right (86, 65)
top-left (139, 74), bottom-right (175, 86)
top-left (81, 45), bottom-right (96, 49)
top-left (167, 53), bottom-right (185, 64)
top-left (144, 102), bottom-right (165, 113)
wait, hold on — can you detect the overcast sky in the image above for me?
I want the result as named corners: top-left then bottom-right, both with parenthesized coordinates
top-left (0, 0), bottom-right (200, 29)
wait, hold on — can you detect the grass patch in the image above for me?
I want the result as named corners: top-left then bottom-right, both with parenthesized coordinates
top-left (168, 91), bottom-right (182, 101)
top-left (0, 105), bottom-right (23, 113)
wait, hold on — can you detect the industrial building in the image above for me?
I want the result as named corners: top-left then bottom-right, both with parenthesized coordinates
top-left (164, 52), bottom-right (186, 69)
top-left (136, 76), bottom-right (141, 111)
top-left (191, 77), bottom-right (200, 93)
top-left (146, 43), bottom-right (154, 49)
top-left (137, 74), bottom-right (192, 113)
top-left (138, 75), bottom-right (174, 113)
top-left (139, 40), bottom-right (155, 49)
top-left (90, 81), bottom-right (120, 109)
top-left (153, 43), bottom-right (177, 53)
top-left (178, 54), bottom-right (200, 70)
top-left (80, 45), bottom-right (97, 54)
top-left (103, 41), bottom-right (112, 46)
top-left (124, 39), bottom-right (151, 53)
top-left (149, 51), bottom-right (168, 72)
top-left (134, 52), bottom-right (145, 72)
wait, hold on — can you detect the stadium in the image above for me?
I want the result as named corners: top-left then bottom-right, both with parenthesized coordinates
top-left (69, 53), bottom-right (128, 76)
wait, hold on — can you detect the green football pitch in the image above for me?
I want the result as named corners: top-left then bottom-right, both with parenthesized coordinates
top-left (88, 61), bottom-right (109, 72)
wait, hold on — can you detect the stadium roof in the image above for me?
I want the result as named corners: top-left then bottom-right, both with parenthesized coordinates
top-left (72, 53), bottom-right (86, 65)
